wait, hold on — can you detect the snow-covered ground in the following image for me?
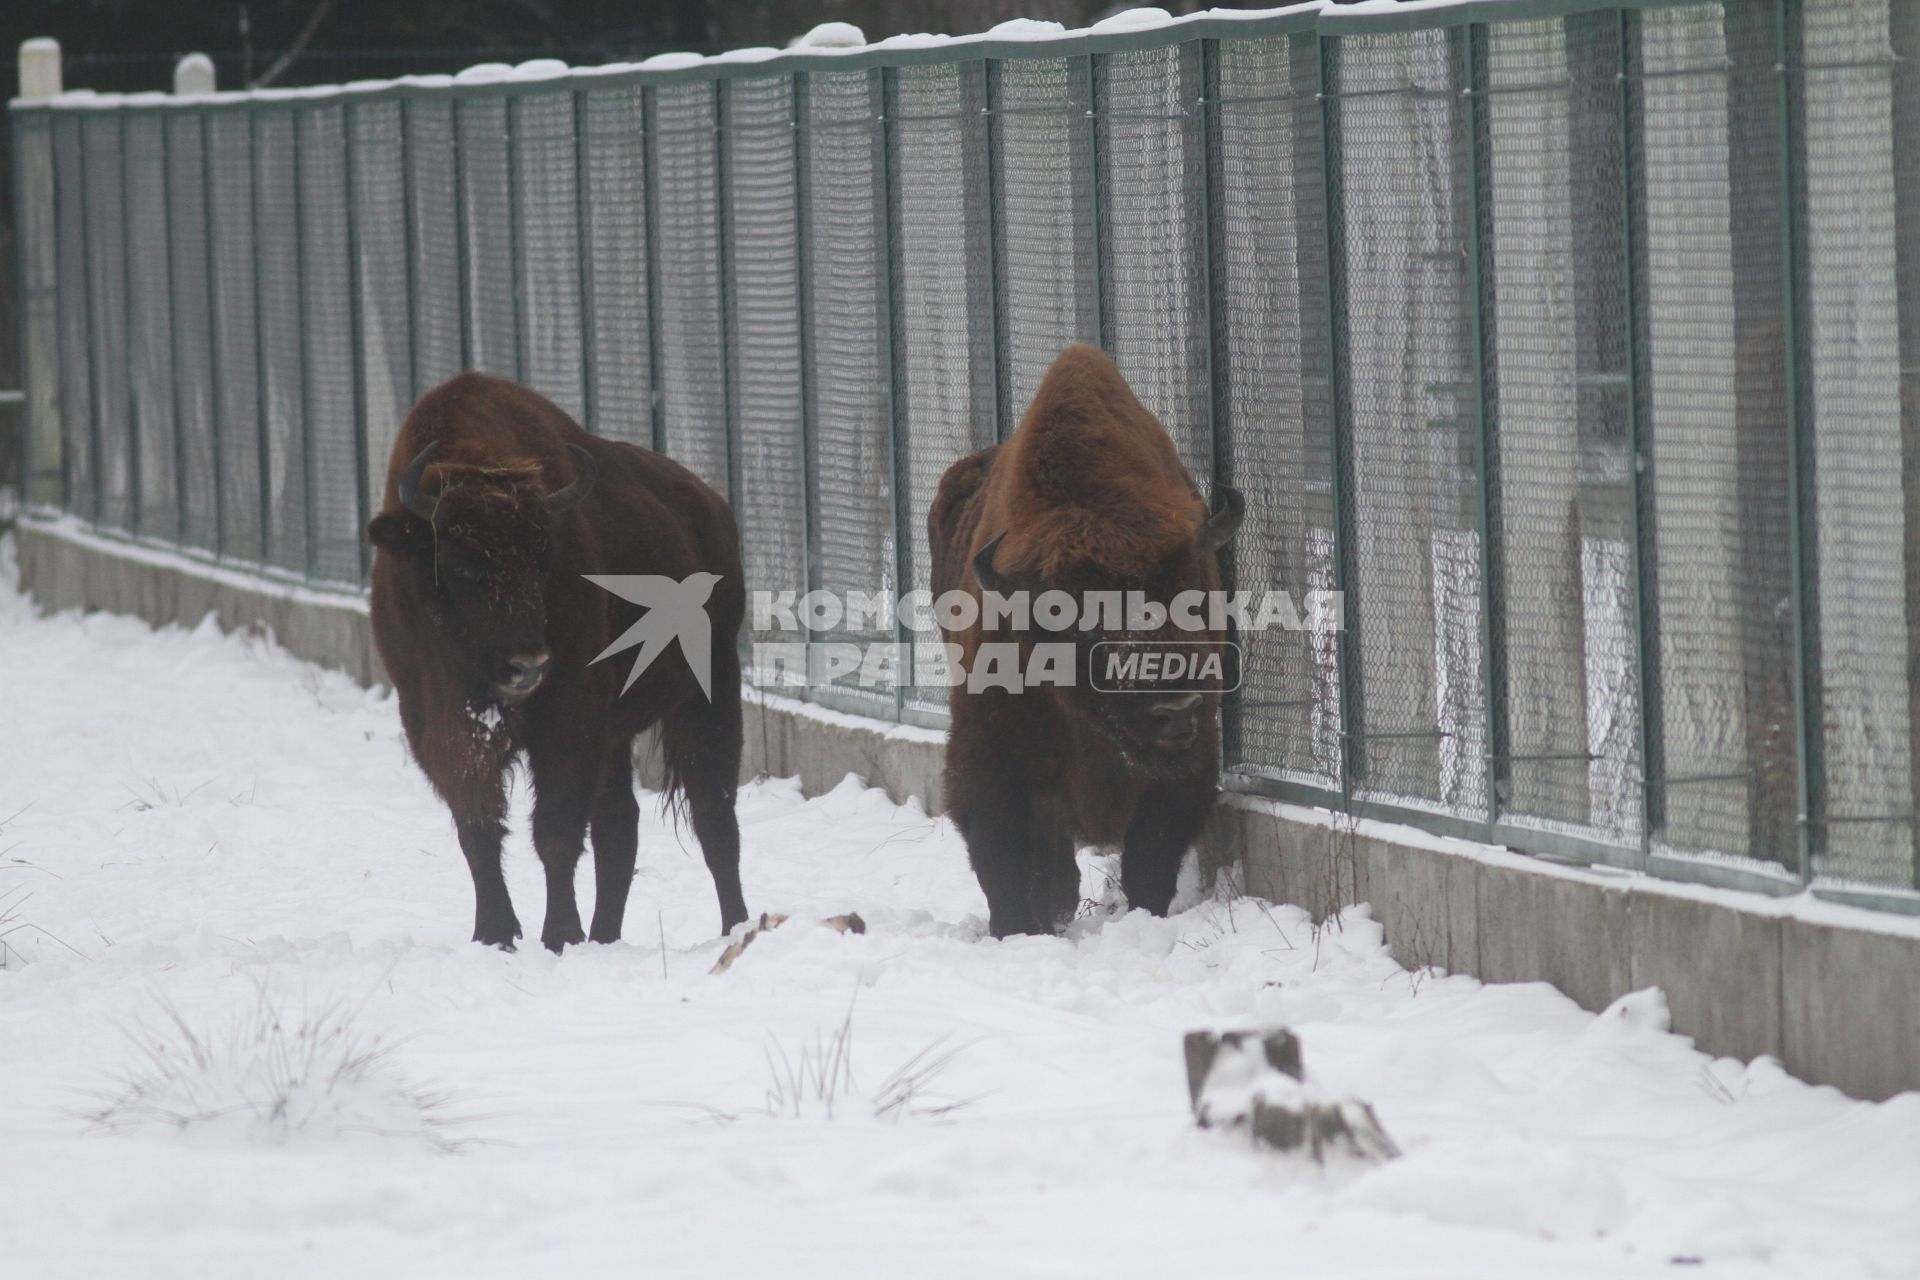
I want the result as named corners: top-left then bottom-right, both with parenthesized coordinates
top-left (1, 536), bottom-right (1915, 1279)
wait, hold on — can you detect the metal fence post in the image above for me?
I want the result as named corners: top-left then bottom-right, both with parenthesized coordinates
top-left (980, 59), bottom-right (1008, 444)
top-left (293, 110), bottom-right (317, 580)
top-left (452, 98), bottom-right (473, 371)
top-left (507, 93), bottom-right (527, 384)
top-left (11, 113), bottom-right (39, 513)
top-left (10, 114), bottom-right (29, 513)
top-left (249, 109), bottom-right (272, 568)
top-left (78, 120), bottom-right (104, 522)
top-left (345, 106), bottom-right (372, 580)
top-left (1083, 53), bottom-right (1107, 350)
top-left (1317, 33), bottom-right (1361, 806)
top-left (640, 86), bottom-right (666, 454)
top-left (200, 108), bottom-right (226, 556)
top-left (399, 97), bottom-right (422, 401)
top-left (793, 72), bottom-right (820, 641)
top-left (119, 115), bottom-right (141, 535)
top-left (1619, 9), bottom-right (1659, 867)
top-left (1195, 38), bottom-right (1240, 765)
top-left (162, 109), bottom-right (187, 546)
top-left (1775, 0), bottom-right (1820, 880)
top-left (572, 89), bottom-right (598, 433)
top-left (715, 80), bottom-right (741, 519)
top-left (877, 66), bottom-right (911, 721)
top-left (1462, 24), bottom-right (1505, 830)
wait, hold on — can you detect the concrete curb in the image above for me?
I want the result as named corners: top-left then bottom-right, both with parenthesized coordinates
top-left (17, 516), bottom-right (382, 686)
top-left (17, 515), bottom-right (1918, 1100)
top-left (1215, 793), bottom-right (1919, 1101)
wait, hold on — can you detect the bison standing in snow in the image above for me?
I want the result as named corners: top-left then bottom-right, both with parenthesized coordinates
top-left (368, 373), bottom-right (749, 952)
top-left (929, 344), bottom-right (1243, 937)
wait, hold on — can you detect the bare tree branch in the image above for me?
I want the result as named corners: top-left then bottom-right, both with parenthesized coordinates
top-left (250, 0), bottom-right (339, 89)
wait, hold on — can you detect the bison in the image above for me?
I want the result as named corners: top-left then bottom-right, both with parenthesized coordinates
top-left (368, 373), bottom-right (749, 952)
top-left (929, 345), bottom-right (1243, 937)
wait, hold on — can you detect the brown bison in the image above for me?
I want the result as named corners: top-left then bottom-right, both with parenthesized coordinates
top-left (368, 373), bottom-right (749, 952)
top-left (929, 345), bottom-right (1243, 937)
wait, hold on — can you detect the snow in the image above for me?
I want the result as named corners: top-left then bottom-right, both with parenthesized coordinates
top-left (869, 33), bottom-right (954, 52)
top-left (985, 19), bottom-right (1071, 40)
top-left (452, 62), bottom-right (513, 85)
top-left (506, 59), bottom-right (570, 82)
top-left (707, 46), bottom-right (785, 66)
top-left (636, 52), bottom-right (707, 71)
top-left (791, 22), bottom-right (868, 50)
top-left (1094, 8), bottom-right (1179, 33)
top-left (1, 535), bottom-right (1916, 1278)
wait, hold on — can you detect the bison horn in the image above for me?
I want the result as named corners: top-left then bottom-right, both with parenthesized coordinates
top-left (397, 440), bottom-right (441, 520)
top-left (546, 444), bottom-right (598, 513)
top-left (1197, 485), bottom-right (1246, 556)
top-left (972, 532), bottom-right (1017, 596)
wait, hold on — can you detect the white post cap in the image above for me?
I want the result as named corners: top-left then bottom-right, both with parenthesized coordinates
top-left (19, 37), bottom-right (61, 100)
top-left (174, 52), bottom-right (215, 96)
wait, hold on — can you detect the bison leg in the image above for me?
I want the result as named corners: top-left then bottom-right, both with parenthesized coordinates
top-left (1028, 800), bottom-right (1080, 934)
top-left (1119, 782), bottom-right (1214, 917)
top-left (661, 675), bottom-right (748, 934)
top-left (587, 740), bottom-right (640, 944)
top-left (952, 777), bottom-right (1044, 939)
top-left (456, 814), bottom-right (522, 949)
top-left (529, 743), bottom-right (598, 954)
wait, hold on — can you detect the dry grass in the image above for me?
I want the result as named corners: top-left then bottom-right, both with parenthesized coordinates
top-left (761, 995), bottom-right (975, 1123)
top-left (0, 886), bottom-right (85, 969)
top-left (85, 982), bottom-right (469, 1151)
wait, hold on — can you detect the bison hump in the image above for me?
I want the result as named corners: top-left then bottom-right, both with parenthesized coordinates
top-left (997, 346), bottom-right (1203, 575)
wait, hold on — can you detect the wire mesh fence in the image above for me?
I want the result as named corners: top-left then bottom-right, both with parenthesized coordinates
top-left (12, 0), bottom-right (1920, 911)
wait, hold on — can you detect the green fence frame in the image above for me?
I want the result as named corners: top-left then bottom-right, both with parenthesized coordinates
top-left (11, 0), bottom-right (1919, 914)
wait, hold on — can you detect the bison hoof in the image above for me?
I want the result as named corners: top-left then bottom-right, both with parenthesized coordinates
top-left (473, 917), bottom-right (523, 950)
top-left (542, 922), bottom-right (588, 954)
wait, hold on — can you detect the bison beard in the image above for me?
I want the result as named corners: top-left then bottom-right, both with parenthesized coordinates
top-left (930, 345), bottom-right (1244, 938)
top-left (368, 373), bottom-right (749, 952)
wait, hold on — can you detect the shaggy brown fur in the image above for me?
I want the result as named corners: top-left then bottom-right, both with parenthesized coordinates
top-left (929, 345), bottom-right (1243, 937)
top-left (369, 372), bottom-right (748, 951)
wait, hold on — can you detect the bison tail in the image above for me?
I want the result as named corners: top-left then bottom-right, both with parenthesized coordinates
top-left (653, 699), bottom-right (741, 830)
top-left (640, 728), bottom-right (693, 829)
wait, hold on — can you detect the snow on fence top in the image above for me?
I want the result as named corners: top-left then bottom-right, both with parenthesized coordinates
top-left (10, 1), bottom-right (1602, 108)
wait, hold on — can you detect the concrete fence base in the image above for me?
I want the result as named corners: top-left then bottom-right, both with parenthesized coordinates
top-left (16, 514), bottom-right (1918, 1100)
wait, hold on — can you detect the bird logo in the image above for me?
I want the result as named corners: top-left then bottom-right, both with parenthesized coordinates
top-left (582, 572), bottom-right (722, 700)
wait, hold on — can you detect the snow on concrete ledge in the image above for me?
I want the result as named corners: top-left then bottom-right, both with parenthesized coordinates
top-left (24, 513), bottom-right (369, 615)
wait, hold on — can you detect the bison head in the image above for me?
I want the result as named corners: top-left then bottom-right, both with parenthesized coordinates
top-left (972, 486), bottom-right (1244, 769)
top-left (367, 440), bottom-right (597, 704)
